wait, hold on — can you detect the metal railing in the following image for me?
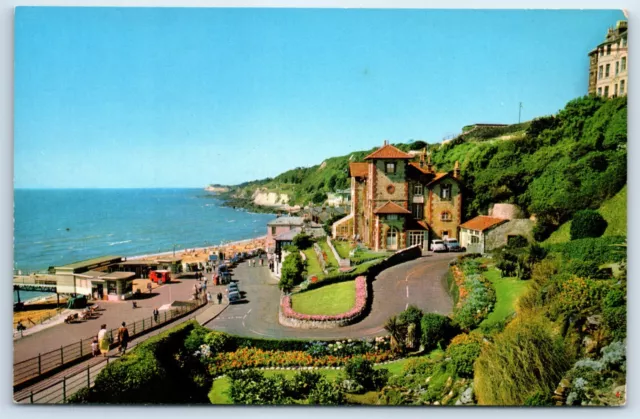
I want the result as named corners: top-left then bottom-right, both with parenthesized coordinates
top-left (13, 298), bottom-right (205, 388)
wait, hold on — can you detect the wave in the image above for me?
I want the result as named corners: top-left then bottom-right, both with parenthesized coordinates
top-left (227, 220), bottom-right (235, 223)
top-left (109, 240), bottom-right (132, 246)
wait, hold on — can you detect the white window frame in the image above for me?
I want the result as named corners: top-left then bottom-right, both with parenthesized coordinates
top-left (385, 162), bottom-right (396, 174)
top-left (412, 203), bottom-right (423, 220)
top-left (441, 211), bottom-right (452, 222)
top-left (387, 214), bottom-right (398, 221)
top-left (440, 184), bottom-right (452, 200)
top-left (386, 228), bottom-right (398, 249)
top-left (413, 184), bottom-right (423, 196)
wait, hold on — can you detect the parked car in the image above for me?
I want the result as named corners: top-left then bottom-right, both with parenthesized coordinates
top-left (430, 239), bottom-right (448, 253)
top-left (228, 290), bottom-right (242, 304)
top-left (444, 238), bottom-right (464, 252)
top-left (227, 282), bottom-right (239, 292)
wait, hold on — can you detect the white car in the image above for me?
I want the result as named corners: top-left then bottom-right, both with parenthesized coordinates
top-left (430, 239), bottom-right (448, 252)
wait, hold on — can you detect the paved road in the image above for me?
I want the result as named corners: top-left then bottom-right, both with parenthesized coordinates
top-left (206, 253), bottom-right (456, 339)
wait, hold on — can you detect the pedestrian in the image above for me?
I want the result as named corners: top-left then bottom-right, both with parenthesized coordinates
top-left (260, 258), bottom-right (264, 267)
top-left (207, 292), bottom-right (212, 304)
top-left (193, 283), bottom-right (199, 297)
top-left (153, 307), bottom-right (159, 323)
top-left (217, 292), bottom-right (222, 305)
top-left (147, 282), bottom-right (152, 294)
top-left (91, 337), bottom-right (100, 357)
top-left (203, 281), bottom-right (207, 293)
top-left (118, 322), bottom-right (130, 355)
top-left (97, 324), bottom-right (111, 357)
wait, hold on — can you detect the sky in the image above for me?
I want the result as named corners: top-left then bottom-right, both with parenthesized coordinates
top-left (14, 7), bottom-right (626, 188)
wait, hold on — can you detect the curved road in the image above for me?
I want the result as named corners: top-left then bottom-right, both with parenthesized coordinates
top-left (206, 252), bottom-right (456, 339)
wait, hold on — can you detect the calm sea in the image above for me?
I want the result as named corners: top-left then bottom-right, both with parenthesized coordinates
top-left (14, 189), bottom-right (275, 301)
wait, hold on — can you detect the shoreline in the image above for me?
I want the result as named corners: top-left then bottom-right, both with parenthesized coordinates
top-left (127, 235), bottom-right (267, 261)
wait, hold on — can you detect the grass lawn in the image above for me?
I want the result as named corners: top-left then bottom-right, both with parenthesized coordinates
top-left (303, 247), bottom-right (324, 276)
top-left (209, 354), bottom-right (439, 404)
top-left (479, 267), bottom-right (530, 328)
top-left (333, 240), bottom-right (352, 259)
top-left (291, 280), bottom-right (355, 315)
top-left (318, 240), bottom-right (339, 268)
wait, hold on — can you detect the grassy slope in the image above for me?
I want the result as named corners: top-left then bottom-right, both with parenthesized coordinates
top-left (333, 240), bottom-right (352, 259)
top-left (318, 240), bottom-right (339, 268)
top-left (544, 184), bottom-right (627, 244)
top-left (479, 267), bottom-right (529, 329)
top-left (303, 248), bottom-right (324, 276)
top-left (291, 281), bottom-right (355, 315)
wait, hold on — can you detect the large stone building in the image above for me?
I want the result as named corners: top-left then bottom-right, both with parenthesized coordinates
top-left (332, 141), bottom-right (462, 251)
top-left (588, 20), bottom-right (628, 98)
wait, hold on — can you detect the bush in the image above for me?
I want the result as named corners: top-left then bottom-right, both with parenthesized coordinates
top-left (227, 370), bottom-right (293, 405)
top-left (452, 273), bottom-right (496, 330)
top-left (474, 316), bottom-right (571, 406)
top-left (524, 391), bottom-right (553, 406)
top-left (421, 313), bottom-right (455, 351)
top-left (203, 331), bottom-right (233, 353)
top-left (446, 335), bottom-right (482, 378)
top-left (570, 210), bottom-right (608, 240)
top-left (545, 236), bottom-right (626, 265)
top-left (293, 232), bottom-right (313, 250)
top-left (344, 356), bottom-right (389, 392)
top-left (566, 260), bottom-right (610, 279)
top-left (603, 287), bottom-right (626, 339)
top-left (290, 371), bottom-right (322, 398)
top-left (554, 277), bottom-right (609, 315)
top-left (308, 377), bottom-right (346, 405)
top-left (506, 235), bottom-right (529, 249)
top-left (398, 305), bottom-right (424, 350)
top-left (280, 251), bottom-right (306, 293)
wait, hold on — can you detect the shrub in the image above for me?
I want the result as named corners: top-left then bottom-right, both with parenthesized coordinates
top-left (474, 316), bottom-right (571, 406)
top-left (570, 210), bottom-right (608, 240)
top-left (227, 369), bottom-right (293, 405)
top-left (290, 371), bottom-right (322, 398)
top-left (566, 260), bottom-right (610, 279)
top-left (421, 313), bottom-right (455, 351)
top-left (280, 251), bottom-right (307, 293)
top-left (203, 331), bottom-right (233, 353)
top-left (184, 327), bottom-right (209, 354)
top-left (445, 334), bottom-right (482, 378)
top-left (554, 277), bottom-right (609, 315)
top-left (506, 235), bottom-right (529, 249)
top-left (524, 391), bottom-right (553, 406)
top-left (545, 236), bottom-right (626, 265)
top-left (293, 232), bottom-right (313, 250)
top-left (344, 356), bottom-right (389, 392)
top-left (308, 377), bottom-right (346, 405)
top-left (398, 305), bottom-right (424, 350)
top-left (452, 273), bottom-right (496, 330)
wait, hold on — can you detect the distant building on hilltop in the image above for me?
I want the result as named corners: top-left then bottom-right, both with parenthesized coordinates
top-left (588, 20), bottom-right (628, 98)
top-left (332, 141), bottom-right (462, 251)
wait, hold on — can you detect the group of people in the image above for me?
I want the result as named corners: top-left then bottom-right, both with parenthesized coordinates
top-left (206, 291), bottom-right (223, 305)
top-left (249, 257), bottom-right (264, 268)
top-left (92, 322), bottom-right (130, 357)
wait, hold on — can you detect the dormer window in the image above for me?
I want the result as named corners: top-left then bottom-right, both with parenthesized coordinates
top-left (440, 184), bottom-right (452, 200)
top-left (385, 162), bottom-right (396, 174)
top-left (413, 184), bottom-right (423, 196)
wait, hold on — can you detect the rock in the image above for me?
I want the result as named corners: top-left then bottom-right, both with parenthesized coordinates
top-left (433, 401), bottom-right (440, 406)
top-left (460, 386), bottom-right (474, 404)
top-left (455, 400), bottom-right (462, 406)
top-left (586, 315), bottom-right (602, 327)
top-left (554, 386), bottom-right (566, 396)
top-left (583, 336), bottom-right (598, 354)
top-left (444, 376), bottom-right (453, 390)
top-left (560, 378), bottom-right (571, 388)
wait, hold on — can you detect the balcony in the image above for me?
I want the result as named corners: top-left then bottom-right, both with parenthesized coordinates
top-left (412, 195), bottom-right (424, 204)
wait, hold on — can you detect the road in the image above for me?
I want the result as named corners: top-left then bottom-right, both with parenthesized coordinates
top-left (206, 252), bottom-right (456, 339)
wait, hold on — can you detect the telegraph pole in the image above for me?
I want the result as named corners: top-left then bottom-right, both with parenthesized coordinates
top-left (518, 102), bottom-right (523, 123)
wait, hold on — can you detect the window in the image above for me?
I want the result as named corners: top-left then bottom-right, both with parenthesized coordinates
top-left (597, 87), bottom-right (602, 96)
top-left (413, 184), bottom-right (423, 196)
top-left (440, 184), bottom-right (452, 200)
top-left (471, 235), bottom-right (480, 244)
top-left (607, 44), bottom-right (611, 55)
top-left (615, 83), bottom-right (618, 96)
top-left (604, 86), bottom-right (609, 98)
top-left (386, 184), bottom-right (396, 194)
top-left (385, 162), bottom-right (396, 174)
top-left (605, 64), bottom-right (610, 77)
top-left (600, 48), bottom-right (604, 56)
top-left (107, 281), bottom-right (117, 295)
top-left (616, 61), bottom-right (620, 75)
top-left (386, 228), bottom-right (398, 249)
top-left (622, 37), bottom-right (627, 48)
top-left (408, 231), bottom-right (424, 248)
top-left (387, 214), bottom-right (398, 221)
top-left (441, 211), bottom-right (452, 222)
top-left (598, 65), bottom-right (603, 79)
top-left (620, 80), bottom-right (625, 95)
top-left (441, 230), bottom-right (449, 238)
top-left (621, 57), bottom-right (627, 71)
top-left (271, 226), bottom-right (276, 235)
top-left (412, 203), bottom-right (423, 219)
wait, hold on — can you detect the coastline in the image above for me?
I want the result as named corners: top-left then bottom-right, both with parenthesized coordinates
top-left (127, 235), bottom-right (267, 261)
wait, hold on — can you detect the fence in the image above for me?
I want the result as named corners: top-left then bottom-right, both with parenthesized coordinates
top-left (13, 298), bottom-right (205, 389)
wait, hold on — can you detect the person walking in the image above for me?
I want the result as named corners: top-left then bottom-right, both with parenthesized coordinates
top-left (97, 324), bottom-right (111, 357)
top-left (217, 292), bottom-right (222, 305)
top-left (153, 307), bottom-right (159, 323)
top-left (117, 322), bottom-right (130, 355)
top-left (147, 281), bottom-right (152, 294)
top-left (202, 280), bottom-right (207, 293)
top-left (207, 291), bottom-right (212, 304)
top-left (91, 337), bottom-right (100, 357)
top-left (193, 283), bottom-right (199, 298)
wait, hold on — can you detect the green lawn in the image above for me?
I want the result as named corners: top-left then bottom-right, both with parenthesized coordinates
top-left (208, 355), bottom-right (436, 404)
top-left (303, 247), bottom-right (324, 276)
top-left (291, 280), bottom-right (355, 315)
top-left (545, 185), bottom-right (627, 244)
top-left (479, 267), bottom-right (530, 328)
top-left (333, 240), bottom-right (352, 259)
top-left (318, 240), bottom-right (339, 268)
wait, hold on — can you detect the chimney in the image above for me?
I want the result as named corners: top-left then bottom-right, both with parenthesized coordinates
top-left (427, 152), bottom-right (433, 172)
top-left (419, 147), bottom-right (426, 167)
top-left (383, 139), bottom-right (388, 146)
top-left (454, 161), bottom-right (460, 178)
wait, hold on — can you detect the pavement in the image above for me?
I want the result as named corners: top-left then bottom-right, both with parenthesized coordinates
top-left (13, 271), bottom-right (230, 364)
top-left (206, 252), bottom-right (456, 340)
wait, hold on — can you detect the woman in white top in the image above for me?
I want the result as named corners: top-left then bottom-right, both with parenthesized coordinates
top-left (97, 324), bottom-right (110, 357)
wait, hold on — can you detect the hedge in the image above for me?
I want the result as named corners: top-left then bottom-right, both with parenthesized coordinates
top-left (545, 236), bottom-right (626, 265)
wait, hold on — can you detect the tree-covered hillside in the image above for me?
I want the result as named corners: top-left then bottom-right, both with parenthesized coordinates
top-left (223, 95), bottom-right (627, 240)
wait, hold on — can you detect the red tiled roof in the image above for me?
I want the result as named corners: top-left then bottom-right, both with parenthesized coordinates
top-left (365, 144), bottom-right (413, 160)
top-left (459, 216), bottom-right (507, 232)
top-left (408, 162), bottom-right (434, 174)
top-left (426, 172), bottom-right (454, 187)
top-left (405, 219), bottom-right (429, 231)
top-left (373, 201), bottom-right (412, 214)
top-left (349, 162), bottom-right (369, 178)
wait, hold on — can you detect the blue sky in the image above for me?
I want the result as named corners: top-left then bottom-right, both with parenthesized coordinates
top-left (14, 7), bottom-right (626, 188)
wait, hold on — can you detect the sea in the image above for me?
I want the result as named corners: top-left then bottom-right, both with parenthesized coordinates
top-left (13, 188), bottom-right (276, 302)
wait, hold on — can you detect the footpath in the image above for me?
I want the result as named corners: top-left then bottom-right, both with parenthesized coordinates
top-left (14, 301), bottom-right (229, 404)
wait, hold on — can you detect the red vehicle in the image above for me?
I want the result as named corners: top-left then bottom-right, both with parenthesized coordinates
top-left (149, 270), bottom-right (171, 284)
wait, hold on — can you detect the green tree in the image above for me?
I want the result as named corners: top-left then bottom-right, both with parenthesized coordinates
top-left (570, 210), bottom-right (608, 240)
top-left (279, 251), bottom-right (306, 293)
top-left (292, 232), bottom-right (313, 250)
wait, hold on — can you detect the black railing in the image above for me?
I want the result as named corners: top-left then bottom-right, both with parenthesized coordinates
top-left (13, 298), bottom-right (205, 388)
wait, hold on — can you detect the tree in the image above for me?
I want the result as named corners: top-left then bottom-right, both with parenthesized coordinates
top-left (420, 313), bottom-right (455, 351)
top-left (384, 315), bottom-right (406, 353)
top-left (292, 232), bottom-right (313, 250)
top-left (570, 210), bottom-right (608, 240)
top-left (279, 252), bottom-right (306, 293)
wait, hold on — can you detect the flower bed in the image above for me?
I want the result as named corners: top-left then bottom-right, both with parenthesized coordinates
top-left (449, 258), bottom-right (496, 330)
top-left (279, 276), bottom-right (368, 328)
